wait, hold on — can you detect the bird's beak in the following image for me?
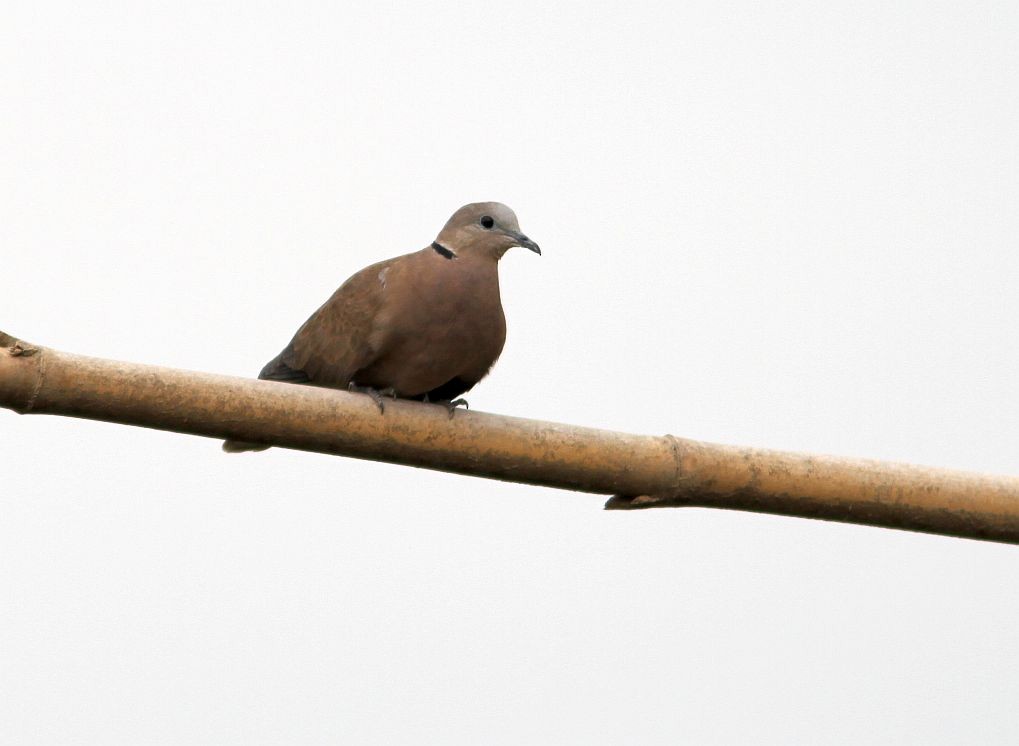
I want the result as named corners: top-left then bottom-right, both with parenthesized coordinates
top-left (509, 232), bottom-right (541, 255)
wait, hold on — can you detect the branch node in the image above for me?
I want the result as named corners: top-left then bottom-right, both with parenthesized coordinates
top-left (11, 342), bottom-right (39, 357)
top-left (1, 331), bottom-right (39, 357)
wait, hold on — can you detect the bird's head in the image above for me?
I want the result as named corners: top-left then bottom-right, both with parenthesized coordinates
top-left (433, 202), bottom-right (541, 261)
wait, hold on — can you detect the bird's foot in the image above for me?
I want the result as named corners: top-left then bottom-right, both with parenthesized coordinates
top-left (439, 398), bottom-right (469, 419)
top-left (348, 382), bottom-right (388, 413)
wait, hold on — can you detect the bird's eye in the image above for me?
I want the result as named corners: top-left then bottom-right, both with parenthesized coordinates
top-left (480, 216), bottom-right (494, 229)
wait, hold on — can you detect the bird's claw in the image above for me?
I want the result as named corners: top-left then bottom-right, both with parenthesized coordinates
top-left (349, 384), bottom-right (465, 418)
top-left (442, 398), bottom-right (469, 419)
top-left (348, 383), bottom-right (388, 414)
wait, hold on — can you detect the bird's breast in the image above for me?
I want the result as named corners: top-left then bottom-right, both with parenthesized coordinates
top-left (358, 258), bottom-right (506, 395)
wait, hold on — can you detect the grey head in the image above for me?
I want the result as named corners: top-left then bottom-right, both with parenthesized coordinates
top-left (433, 202), bottom-right (541, 260)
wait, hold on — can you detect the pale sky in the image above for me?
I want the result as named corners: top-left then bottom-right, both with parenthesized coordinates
top-left (3, 2), bottom-right (1018, 743)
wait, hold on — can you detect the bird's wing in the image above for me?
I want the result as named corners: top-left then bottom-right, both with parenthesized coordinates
top-left (258, 343), bottom-right (312, 383)
top-left (260, 257), bottom-right (398, 389)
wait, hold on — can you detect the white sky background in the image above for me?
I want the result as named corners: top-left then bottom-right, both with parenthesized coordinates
top-left (2, 1), bottom-right (1018, 743)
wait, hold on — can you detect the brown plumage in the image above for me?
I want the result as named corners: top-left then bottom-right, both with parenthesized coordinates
top-left (223, 202), bottom-right (540, 452)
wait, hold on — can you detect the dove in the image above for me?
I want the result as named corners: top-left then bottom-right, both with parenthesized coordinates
top-left (223, 201), bottom-right (540, 452)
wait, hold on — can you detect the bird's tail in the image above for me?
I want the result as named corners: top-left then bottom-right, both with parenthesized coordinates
top-left (222, 439), bottom-right (271, 454)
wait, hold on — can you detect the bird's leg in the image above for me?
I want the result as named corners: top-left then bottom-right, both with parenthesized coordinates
top-left (347, 382), bottom-right (387, 414)
top-left (379, 387), bottom-right (398, 400)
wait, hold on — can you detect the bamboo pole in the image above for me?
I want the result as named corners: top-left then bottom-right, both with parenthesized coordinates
top-left (2, 330), bottom-right (1019, 544)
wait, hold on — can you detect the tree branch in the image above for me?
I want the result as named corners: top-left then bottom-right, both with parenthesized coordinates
top-left (3, 330), bottom-right (1018, 544)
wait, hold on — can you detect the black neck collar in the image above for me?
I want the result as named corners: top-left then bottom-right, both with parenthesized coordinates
top-left (432, 241), bottom-right (456, 259)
